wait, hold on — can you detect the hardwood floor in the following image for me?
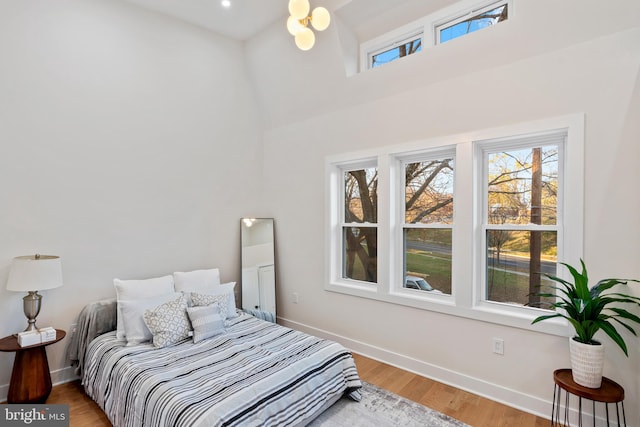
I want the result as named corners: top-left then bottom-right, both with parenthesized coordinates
top-left (44, 353), bottom-right (549, 426)
top-left (47, 380), bottom-right (111, 427)
top-left (351, 354), bottom-right (548, 427)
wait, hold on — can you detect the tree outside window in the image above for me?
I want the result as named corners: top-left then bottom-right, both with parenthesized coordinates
top-left (485, 144), bottom-right (559, 306)
top-left (343, 167), bottom-right (378, 283)
top-left (328, 116), bottom-right (583, 331)
top-left (438, 3), bottom-right (508, 44)
top-left (371, 37), bottom-right (422, 69)
top-left (404, 158), bottom-right (454, 294)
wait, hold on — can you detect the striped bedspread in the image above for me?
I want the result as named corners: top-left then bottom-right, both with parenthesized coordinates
top-left (83, 312), bottom-right (362, 427)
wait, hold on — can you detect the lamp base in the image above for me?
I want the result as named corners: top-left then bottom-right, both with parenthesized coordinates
top-left (22, 291), bottom-right (42, 332)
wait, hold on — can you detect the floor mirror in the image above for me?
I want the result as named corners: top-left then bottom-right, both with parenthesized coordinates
top-left (240, 218), bottom-right (275, 317)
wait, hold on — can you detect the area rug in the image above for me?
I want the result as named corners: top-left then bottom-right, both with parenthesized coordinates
top-left (308, 381), bottom-right (470, 427)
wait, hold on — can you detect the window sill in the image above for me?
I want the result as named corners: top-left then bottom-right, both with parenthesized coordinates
top-left (325, 281), bottom-right (570, 338)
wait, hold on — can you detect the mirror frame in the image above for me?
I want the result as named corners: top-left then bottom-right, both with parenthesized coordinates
top-left (240, 218), bottom-right (276, 318)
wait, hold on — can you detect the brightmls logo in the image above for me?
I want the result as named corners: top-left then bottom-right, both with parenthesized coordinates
top-left (1, 405), bottom-right (68, 426)
top-left (4, 408), bottom-right (46, 424)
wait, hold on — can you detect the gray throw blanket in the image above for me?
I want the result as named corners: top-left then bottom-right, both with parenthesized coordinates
top-left (67, 298), bottom-right (117, 379)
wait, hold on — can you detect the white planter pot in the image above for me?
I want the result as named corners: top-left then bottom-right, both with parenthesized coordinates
top-left (569, 337), bottom-right (604, 388)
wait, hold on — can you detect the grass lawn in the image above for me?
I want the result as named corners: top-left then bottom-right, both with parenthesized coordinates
top-left (487, 267), bottom-right (555, 306)
top-left (406, 250), bottom-right (452, 293)
top-left (346, 247), bottom-right (555, 307)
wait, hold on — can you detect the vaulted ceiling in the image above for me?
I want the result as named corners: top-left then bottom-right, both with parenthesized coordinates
top-left (121, 0), bottom-right (289, 40)
top-left (120, 0), bottom-right (462, 41)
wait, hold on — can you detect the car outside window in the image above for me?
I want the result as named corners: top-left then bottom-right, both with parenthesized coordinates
top-left (327, 115), bottom-right (584, 336)
top-left (403, 156), bottom-right (454, 295)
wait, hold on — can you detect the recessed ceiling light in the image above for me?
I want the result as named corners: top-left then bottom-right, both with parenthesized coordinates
top-left (221, 0), bottom-right (231, 8)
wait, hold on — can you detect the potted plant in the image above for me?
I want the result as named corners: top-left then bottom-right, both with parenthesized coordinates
top-left (531, 259), bottom-right (640, 388)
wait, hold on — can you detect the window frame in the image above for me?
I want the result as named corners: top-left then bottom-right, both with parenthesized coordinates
top-left (327, 156), bottom-right (379, 295)
top-left (326, 114), bottom-right (584, 337)
top-left (341, 163), bottom-right (379, 285)
top-left (360, 27), bottom-right (424, 72)
top-left (359, 0), bottom-right (513, 72)
top-left (394, 149), bottom-right (456, 299)
top-left (368, 31), bottom-right (423, 70)
top-left (474, 131), bottom-right (566, 315)
top-left (434, 0), bottom-right (510, 45)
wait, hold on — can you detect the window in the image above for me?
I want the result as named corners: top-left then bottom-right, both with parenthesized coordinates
top-left (359, 0), bottom-right (512, 71)
top-left (342, 164), bottom-right (378, 283)
top-left (402, 155), bottom-right (454, 294)
top-left (369, 33), bottom-right (422, 69)
top-left (479, 133), bottom-right (565, 308)
top-left (327, 115), bottom-right (583, 335)
top-left (437, 2), bottom-right (509, 44)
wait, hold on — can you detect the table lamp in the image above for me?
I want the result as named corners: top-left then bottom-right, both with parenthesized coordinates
top-left (6, 254), bottom-right (63, 332)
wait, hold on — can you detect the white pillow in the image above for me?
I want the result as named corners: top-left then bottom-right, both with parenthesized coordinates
top-left (119, 292), bottom-right (181, 346)
top-left (114, 275), bottom-right (175, 340)
top-left (190, 282), bottom-right (237, 319)
top-left (173, 268), bottom-right (221, 292)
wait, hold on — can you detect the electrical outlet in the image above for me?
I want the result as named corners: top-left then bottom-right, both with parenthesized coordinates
top-left (492, 338), bottom-right (504, 355)
top-left (292, 292), bottom-right (299, 304)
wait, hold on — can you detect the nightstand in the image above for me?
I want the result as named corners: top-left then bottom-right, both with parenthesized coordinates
top-left (0, 329), bottom-right (66, 404)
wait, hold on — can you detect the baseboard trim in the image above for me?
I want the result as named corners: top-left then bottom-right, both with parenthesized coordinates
top-left (278, 316), bottom-right (553, 421)
top-left (52, 365), bottom-right (80, 387)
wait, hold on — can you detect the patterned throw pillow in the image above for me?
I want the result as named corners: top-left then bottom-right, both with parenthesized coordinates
top-left (199, 282), bottom-right (239, 319)
top-left (190, 292), bottom-right (230, 319)
top-left (186, 305), bottom-right (226, 343)
top-left (143, 294), bottom-right (191, 348)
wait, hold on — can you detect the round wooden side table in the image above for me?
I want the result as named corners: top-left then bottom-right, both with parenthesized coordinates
top-left (552, 368), bottom-right (626, 427)
top-left (0, 329), bottom-right (66, 404)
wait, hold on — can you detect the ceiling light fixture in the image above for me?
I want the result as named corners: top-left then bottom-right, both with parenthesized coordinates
top-left (221, 0), bottom-right (231, 8)
top-left (286, 0), bottom-right (330, 51)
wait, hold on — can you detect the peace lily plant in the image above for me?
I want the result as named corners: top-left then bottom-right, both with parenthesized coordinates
top-left (532, 259), bottom-right (640, 355)
top-left (531, 259), bottom-right (640, 387)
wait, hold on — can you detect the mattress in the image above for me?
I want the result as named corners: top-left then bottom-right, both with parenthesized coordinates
top-left (83, 312), bottom-right (362, 427)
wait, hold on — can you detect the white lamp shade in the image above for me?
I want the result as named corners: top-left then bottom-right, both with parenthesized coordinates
top-left (6, 255), bottom-right (63, 292)
top-left (294, 27), bottom-right (315, 51)
top-left (286, 15), bottom-right (303, 36)
top-left (311, 7), bottom-right (330, 31)
top-left (288, 0), bottom-right (310, 20)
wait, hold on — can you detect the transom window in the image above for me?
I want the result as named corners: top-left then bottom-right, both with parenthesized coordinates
top-left (437, 2), bottom-right (509, 44)
top-left (369, 33), bottom-right (422, 69)
top-left (360, 0), bottom-right (512, 71)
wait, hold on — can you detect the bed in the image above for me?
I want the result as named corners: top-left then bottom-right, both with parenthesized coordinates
top-left (70, 298), bottom-right (362, 427)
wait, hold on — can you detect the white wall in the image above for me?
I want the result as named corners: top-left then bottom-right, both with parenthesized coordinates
top-left (247, 0), bottom-right (640, 424)
top-left (0, 0), bottom-right (263, 396)
top-left (1, 0), bottom-right (639, 424)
